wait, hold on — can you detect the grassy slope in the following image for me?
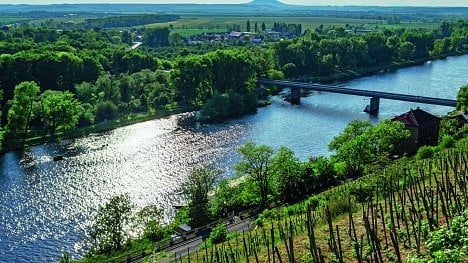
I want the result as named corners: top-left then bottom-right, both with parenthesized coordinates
top-left (170, 140), bottom-right (467, 263)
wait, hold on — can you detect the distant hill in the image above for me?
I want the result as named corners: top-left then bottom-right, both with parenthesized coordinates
top-left (0, 3), bottom-right (467, 16)
top-left (247, 0), bottom-right (289, 7)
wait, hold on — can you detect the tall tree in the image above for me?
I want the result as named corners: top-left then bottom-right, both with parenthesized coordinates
top-left (328, 119), bottom-right (372, 151)
top-left (40, 90), bottom-right (81, 136)
top-left (270, 146), bottom-right (306, 202)
top-left (172, 55), bottom-right (213, 104)
top-left (456, 85), bottom-right (468, 113)
top-left (89, 194), bottom-right (133, 254)
top-left (330, 119), bottom-right (410, 176)
top-left (235, 142), bottom-right (274, 208)
top-left (135, 205), bottom-right (165, 241)
top-left (246, 20), bottom-right (251, 32)
top-left (5, 81), bottom-right (40, 145)
top-left (142, 27), bottom-right (170, 48)
top-left (261, 22), bottom-right (266, 32)
top-left (181, 166), bottom-right (220, 227)
top-left (254, 21), bottom-right (258, 32)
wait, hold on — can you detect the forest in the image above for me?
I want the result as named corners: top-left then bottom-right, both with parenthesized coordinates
top-left (1, 19), bottom-right (467, 153)
top-left (0, 9), bottom-right (467, 262)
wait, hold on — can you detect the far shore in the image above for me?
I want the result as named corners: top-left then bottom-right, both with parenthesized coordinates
top-left (2, 51), bottom-right (464, 154)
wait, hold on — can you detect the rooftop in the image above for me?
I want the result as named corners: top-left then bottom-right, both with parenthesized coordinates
top-left (392, 108), bottom-right (440, 127)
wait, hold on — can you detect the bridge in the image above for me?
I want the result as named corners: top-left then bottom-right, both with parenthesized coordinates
top-left (258, 79), bottom-right (457, 115)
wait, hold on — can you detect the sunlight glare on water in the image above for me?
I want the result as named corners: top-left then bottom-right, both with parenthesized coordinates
top-left (0, 55), bottom-right (467, 262)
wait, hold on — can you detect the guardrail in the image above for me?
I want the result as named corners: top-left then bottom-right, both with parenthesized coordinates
top-left (109, 207), bottom-right (263, 263)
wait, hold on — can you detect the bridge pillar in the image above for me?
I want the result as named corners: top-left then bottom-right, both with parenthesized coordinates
top-left (290, 87), bottom-right (301, 104)
top-left (365, 97), bottom-right (380, 116)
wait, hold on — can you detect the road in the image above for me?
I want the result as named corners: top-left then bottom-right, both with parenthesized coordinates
top-left (165, 216), bottom-right (255, 260)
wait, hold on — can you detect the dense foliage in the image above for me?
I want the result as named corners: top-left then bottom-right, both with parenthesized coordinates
top-left (81, 14), bottom-right (179, 29)
top-left (275, 20), bottom-right (468, 78)
top-left (457, 85), bottom-right (468, 113)
top-left (0, 20), bottom-right (467, 151)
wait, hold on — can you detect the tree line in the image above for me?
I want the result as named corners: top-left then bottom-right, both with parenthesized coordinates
top-left (80, 14), bottom-right (179, 29)
top-left (1, 21), bottom-right (467, 151)
top-left (80, 108), bottom-right (466, 259)
top-left (275, 20), bottom-right (468, 78)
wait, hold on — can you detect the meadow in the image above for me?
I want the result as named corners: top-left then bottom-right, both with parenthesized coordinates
top-left (150, 15), bottom-right (440, 35)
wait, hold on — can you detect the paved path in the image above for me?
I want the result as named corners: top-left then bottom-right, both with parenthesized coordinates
top-left (163, 217), bottom-right (255, 261)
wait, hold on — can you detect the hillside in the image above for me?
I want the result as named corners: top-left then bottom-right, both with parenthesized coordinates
top-left (172, 139), bottom-right (468, 263)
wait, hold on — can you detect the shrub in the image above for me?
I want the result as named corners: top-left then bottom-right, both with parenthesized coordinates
top-left (416, 146), bottom-right (434, 160)
top-left (143, 220), bottom-right (166, 242)
top-left (425, 212), bottom-right (468, 262)
top-left (439, 135), bottom-right (455, 149)
top-left (209, 223), bottom-right (228, 244)
top-left (306, 195), bottom-right (321, 210)
top-left (95, 101), bottom-right (118, 122)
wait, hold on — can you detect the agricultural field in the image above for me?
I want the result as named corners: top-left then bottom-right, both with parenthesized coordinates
top-left (148, 15), bottom-right (439, 34)
top-left (0, 16), bottom-right (29, 25)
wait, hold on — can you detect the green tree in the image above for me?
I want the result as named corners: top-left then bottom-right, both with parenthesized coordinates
top-left (58, 252), bottom-right (72, 263)
top-left (40, 90), bottom-right (81, 136)
top-left (398, 41), bottom-right (416, 60)
top-left (330, 120), bottom-right (410, 176)
top-left (431, 38), bottom-right (452, 56)
top-left (95, 101), bottom-right (118, 122)
top-left (89, 194), bottom-right (133, 254)
top-left (181, 166), bottom-right (220, 228)
top-left (95, 74), bottom-right (121, 104)
top-left (211, 179), bottom-right (243, 218)
top-left (235, 142), bottom-right (274, 208)
top-left (142, 27), bottom-right (170, 48)
top-left (456, 85), bottom-right (468, 113)
top-left (270, 146), bottom-right (307, 202)
top-left (5, 81), bottom-right (41, 144)
top-left (172, 55), bottom-right (213, 104)
top-left (329, 120), bottom-right (372, 152)
top-left (261, 22), bottom-right (266, 32)
top-left (246, 20), bottom-right (251, 32)
top-left (363, 32), bottom-right (392, 65)
top-left (135, 205), bottom-right (166, 241)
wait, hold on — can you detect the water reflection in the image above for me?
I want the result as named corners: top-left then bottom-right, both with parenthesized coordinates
top-left (0, 55), bottom-right (466, 262)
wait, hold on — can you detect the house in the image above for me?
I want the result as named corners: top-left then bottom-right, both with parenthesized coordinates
top-left (228, 32), bottom-right (242, 39)
top-left (251, 37), bottom-right (263, 44)
top-left (392, 108), bottom-right (441, 155)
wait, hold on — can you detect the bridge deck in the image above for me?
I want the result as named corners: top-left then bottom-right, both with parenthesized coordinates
top-left (259, 79), bottom-right (457, 107)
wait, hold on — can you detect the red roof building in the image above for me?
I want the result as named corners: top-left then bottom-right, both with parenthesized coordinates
top-left (392, 108), bottom-right (441, 155)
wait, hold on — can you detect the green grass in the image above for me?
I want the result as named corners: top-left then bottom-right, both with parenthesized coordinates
top-left (149, 15), bottom-right (378, 31)
top-left (171, 28), bottom-right (226, 37)
top-left (0, 17), bottom-right (29, 25)
top-left (146, 15), bottom-right (438, 34)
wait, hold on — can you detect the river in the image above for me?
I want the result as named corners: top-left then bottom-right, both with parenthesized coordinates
top-left (0, 55), bottom-right (466, 262)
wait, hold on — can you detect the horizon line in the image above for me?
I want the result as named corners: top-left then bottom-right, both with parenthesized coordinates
top-left (1, 2), bottom-right (468, 7)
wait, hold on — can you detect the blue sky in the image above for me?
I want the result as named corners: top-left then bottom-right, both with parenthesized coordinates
top-left (2, 0), bottom-right (468, 6)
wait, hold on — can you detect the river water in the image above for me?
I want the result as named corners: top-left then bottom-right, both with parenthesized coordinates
top-left (0, 55), bottom-right (466, 262)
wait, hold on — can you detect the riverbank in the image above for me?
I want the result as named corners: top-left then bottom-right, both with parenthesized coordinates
top-left (2, 52), bottom-right (463, 155)
top-left (304, 52), bottom-right (463, 83)
top-left (1, 105), bottom-right (200, 154)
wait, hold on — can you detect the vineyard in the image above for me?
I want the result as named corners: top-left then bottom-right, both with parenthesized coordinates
top-left (167, 139), bottom-right (467, 263)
